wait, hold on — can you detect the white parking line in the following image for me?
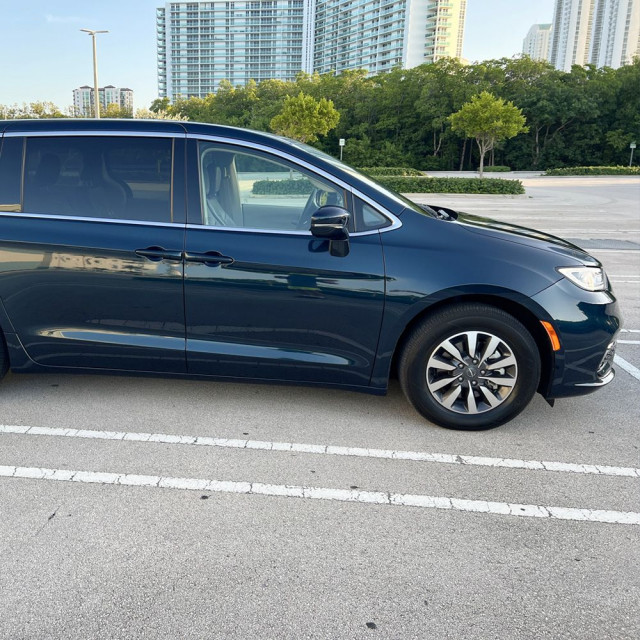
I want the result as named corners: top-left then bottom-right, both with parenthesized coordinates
top-left (1, 424), bottom-right (638, 478)
top-left (0, 465), bottom-right (637, 526)
top-left (618, 340), bottom-right (640, 345)
top-left (614, 355), bottom-right (640, 382)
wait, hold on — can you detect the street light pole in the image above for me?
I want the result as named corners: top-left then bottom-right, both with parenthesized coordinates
top-left (80, 29), bottom-right (109, 118)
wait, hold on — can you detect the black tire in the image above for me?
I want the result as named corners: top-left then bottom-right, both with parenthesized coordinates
top-left (398, 304), bottom-right (540, 430)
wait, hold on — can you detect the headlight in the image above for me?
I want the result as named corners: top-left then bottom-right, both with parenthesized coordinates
top-left (557, 266), bottom-right (607, 291)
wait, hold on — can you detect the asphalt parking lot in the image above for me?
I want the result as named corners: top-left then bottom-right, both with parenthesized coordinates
top-left (1, 175), bottom-right (639, 639)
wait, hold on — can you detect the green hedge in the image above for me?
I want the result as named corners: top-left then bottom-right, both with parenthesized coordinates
top-left (481, 165), bottom-right (511, 172)
top-left (376, 176), bottom-right (525, 195)
top-left (252, 175), bottom-right (525, 196)
top-left (252, 178), bottom-right (314, 195)
top-left (545, 166), bottom-right (640, 176)
top-left (358, 166), bottom-right (423, 176)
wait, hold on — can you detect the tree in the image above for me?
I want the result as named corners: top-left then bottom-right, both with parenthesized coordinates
top-left (102, 103), bottom-right (133, 118)
top-left (270, 91), bottom-right (339, 143)
top-left (150, 97), bottom-right (171, 113)
top-left (449, 91), bottom-right (528, 176)
top-left (415, 59), bottom-right (479, 168)
top-left (479, 57), bottom-right (563, 168)
top-left (113, 58), bottom-right (639, 169)
top-left (135, 108), bottom-right (188, 121)
top-left (251, 78), bottom-right (293, 130)
top-left (0, 101), bottom-right (69, 119)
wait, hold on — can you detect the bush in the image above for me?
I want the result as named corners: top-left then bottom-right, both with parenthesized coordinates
top-left (420, 156), bottom-right (448, 171)
top-left (252, 175), bottom-right (525, 196)
top-left (340, 136), bottom-right (413, 167)
top-left (252, 178), bottom-right (314, 195)
top-left (374, 176), bottom-right (525, 195)
top-left (481, 165), bottom-right (511, 172)
top-left (545, 166), bottom-right (640, 176)
top-left (358, 166), bottom-right (423, 176)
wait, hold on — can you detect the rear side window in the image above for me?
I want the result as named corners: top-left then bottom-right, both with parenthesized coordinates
top-left (0, 137), bottom-right (23, 213)
top-left (23, 136), bottom-right (174, 223)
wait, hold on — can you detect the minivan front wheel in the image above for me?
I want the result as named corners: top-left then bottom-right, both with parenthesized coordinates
top-left (399, 304), bottom-right (540, 430)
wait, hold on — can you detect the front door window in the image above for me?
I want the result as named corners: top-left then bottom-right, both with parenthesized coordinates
top-left (198, 142), bottom-right (348, 232)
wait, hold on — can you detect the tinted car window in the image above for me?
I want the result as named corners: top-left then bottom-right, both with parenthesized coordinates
top-left (198, 142), bottom-right (347, 232)
top-left (0, 136), bottom-right (23, 213)
top-left (23, 136), bottom-right (173, 223)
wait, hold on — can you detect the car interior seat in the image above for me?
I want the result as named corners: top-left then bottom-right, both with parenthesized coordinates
top-left (202, 153), bottom-right (237, 227)
top-left (24, 153), bottom-right (68, 214)
top-left (79, 152), bottom-right (128, 219)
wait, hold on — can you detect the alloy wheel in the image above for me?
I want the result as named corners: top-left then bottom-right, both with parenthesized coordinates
top-left (426, 330), bottom-right (518, 415)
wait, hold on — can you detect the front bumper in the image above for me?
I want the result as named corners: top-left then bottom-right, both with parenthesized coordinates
top-left (532, 279), bottom-right (622, 399)
top-left (575, 367), bottom-right (615, 388)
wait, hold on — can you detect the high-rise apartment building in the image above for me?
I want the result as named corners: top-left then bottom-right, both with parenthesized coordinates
top-left (523, 23), bottom-right (553, 61)
top-left (424, 0), bottom-right (467, 63)
top-left (313, 0), bottom-right (453, 76)
top-left (548, 0), bottom-right (639, 71)
top-left (548, 0), bottom-right (596, 72)
top-left (73, 86), bottom-right (134, 117)
top-left (589, 0), bottom-right (640, 67)
top-left (157, 0), bottom-right (467, 100)
top-left (157, 1), bottom-right (313, 100)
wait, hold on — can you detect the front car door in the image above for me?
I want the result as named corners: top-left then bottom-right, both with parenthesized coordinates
top-left (0, 130), bottom-right (187, 373)
top-left (183, 138), bottom-right (386, 388)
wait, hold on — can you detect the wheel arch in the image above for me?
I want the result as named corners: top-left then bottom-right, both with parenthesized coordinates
top-left (388, 292), bottom-right (554, 396)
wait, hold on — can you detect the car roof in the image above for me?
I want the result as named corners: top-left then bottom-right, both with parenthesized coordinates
top-left (0, 118), bottom-right (325, 157)
top-left (0, 118), bottom-right (186, 133)
top-left (0, 118), bottom-right (280, 140)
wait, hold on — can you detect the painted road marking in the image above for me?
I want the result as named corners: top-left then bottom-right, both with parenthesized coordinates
top-left (0, 465), bottom-right (637, 526)
top-left (1, 424), bottom-right (638, 478)
top-left (614, 355), bottom-right (640, 382)
top-left (618, 340), bottom-right (640, 344)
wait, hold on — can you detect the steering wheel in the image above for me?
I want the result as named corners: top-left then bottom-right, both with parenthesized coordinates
top-left (297, 188), bottom-right (339, 231)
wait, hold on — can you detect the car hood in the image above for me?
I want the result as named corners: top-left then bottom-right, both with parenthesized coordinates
top-left (453, 211), bottom-right (600, 266)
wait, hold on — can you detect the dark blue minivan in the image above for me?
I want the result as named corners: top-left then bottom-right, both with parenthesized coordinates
top-left (0, 119), bottom-right (621, 429)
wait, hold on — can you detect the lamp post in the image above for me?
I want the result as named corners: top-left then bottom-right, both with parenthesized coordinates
top-left (630, 142), bottom-right (636, 168)
top-left (80, 29), bottom-right (109, 118)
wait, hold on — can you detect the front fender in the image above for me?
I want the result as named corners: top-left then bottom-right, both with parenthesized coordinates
top-left (369, 284), bottom-right (556, 389)
top-left (369, 212), bottom-right (566, 389)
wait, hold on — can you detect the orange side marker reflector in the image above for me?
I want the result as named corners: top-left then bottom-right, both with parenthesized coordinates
top-left (541, 321), bottom-right (561, 351)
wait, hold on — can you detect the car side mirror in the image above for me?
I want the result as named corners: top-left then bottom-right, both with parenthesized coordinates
top-left (310, 206), bottom-right (350, 241)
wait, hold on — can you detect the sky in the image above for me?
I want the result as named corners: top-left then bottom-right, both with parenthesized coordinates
top-left (0, 0), bottom-right (556, 111)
